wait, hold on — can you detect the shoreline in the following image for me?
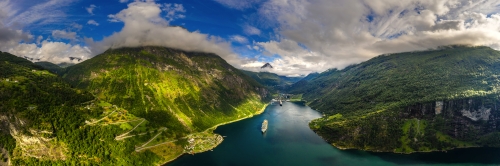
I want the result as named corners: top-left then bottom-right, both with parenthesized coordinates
top-left (205, 103), bottom-right (269, 132)
top-left (330, 142), bottom-right (480, 154)
top-left (159, 103), bottom-right (269, 166)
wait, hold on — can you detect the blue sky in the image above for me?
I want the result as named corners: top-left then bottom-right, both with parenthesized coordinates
top-left (6, 0), bottom-right (272, 57)
top-left (2, 0), bottom-right (500, 76)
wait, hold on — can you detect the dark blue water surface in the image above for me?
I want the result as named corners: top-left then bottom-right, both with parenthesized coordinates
top-left (168, 102), bottom-right (500, 166)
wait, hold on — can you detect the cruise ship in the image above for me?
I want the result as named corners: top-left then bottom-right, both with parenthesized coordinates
top-left (261, 119), bottom-right (268, 133)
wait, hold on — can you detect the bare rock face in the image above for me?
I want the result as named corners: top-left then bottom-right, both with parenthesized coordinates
top-left (435, 101), bottom-right (443, 115)
top-left (402, 97), bottom-right (500, 139)
top-left (461, 106), bottom-right (491, 121)
top-left (0, 115), bottom-right (67, 161)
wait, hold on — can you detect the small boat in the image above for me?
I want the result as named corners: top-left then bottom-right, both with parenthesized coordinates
top-left (279, 100), bottom-right (282, 106)
top-left (261, 119), bottom-right (268, 133)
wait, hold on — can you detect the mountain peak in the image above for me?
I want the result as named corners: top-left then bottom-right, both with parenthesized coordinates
top-left (69, 57), bottom-right (83, 62)
top-left (261, 63), bottom-right (273, 69)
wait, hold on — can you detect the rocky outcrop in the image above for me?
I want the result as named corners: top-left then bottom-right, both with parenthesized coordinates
top-left (401, 97), bottom-right (500, 139)
top-left (0, 114), bottom-right (67, 161)
top-left (461, 106), bottom-right (491, 121)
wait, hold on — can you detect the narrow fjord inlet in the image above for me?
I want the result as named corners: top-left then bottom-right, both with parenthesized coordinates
top-left (168, 102), bottom-right (500, 166)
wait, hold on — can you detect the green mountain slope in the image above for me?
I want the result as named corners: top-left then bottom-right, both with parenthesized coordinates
top-left (295, 46), bottom-right (500, 153)
top-left (1, 52), bottom-right (162, 165)
top-left (286, 72), bottom-right (319, 94)
top-left (63, 47), bottom-right (269, 162)
top-left (64, 47), bottom-right (268, 132)
top-left (300, 72), bottom-right (319, 82)
top-left (35, 61), bottom-right (65, 75)
top-left (0, 47), bottom-right (270, 165)
top-left (0, 52), bottom-right (45, 70)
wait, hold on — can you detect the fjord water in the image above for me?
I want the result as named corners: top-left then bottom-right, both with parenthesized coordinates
top-left (168, 102), bottom-right (500, 166)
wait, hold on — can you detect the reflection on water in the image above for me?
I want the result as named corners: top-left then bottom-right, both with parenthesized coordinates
top-left (167, 102), bottom-right (500, 166)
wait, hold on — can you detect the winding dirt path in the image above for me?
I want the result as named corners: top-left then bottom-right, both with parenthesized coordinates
top-left (115, 119), bottom-right (145, 140)
top-left (86, 110), bottom-right (117, 125)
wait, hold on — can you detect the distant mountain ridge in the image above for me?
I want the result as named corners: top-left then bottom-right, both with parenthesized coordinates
top-left (286, 72), bottom-right (319, 94)
top-left (240, 70), bottom-right (302, 86)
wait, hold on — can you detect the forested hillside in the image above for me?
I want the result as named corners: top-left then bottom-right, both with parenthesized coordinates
top-left (292, 46), bottom-right (500, 153)
top-left (64, 47), bottom-right (269, 133)
top-left (0, 52), bottom-right (160, 165)
top-left (286, 72), bottom-right (319, 94)
top-left (63, 47), bottom-right (269, 163)
top-left (34, 62), bottom-right (65, 75)
top-left (0, 47), bottom-right (270, 165)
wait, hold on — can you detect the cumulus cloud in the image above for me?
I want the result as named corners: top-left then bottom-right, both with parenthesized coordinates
top-left (86, 4), bottom-right (96, 15)
top-left (119, 0), bottom-right (129, 3)
top-left (243, 0), bottom-right (500, 75)
top-left (90, 1), bottom-right (242, 65)
top-left (213, 0), bottom-right (263, 10)
top-left (87, 20), bottom-right (99, 26)
top-left (0, 25), bottom-right (31, 51)
top-left (0, 0), bottom-right (90, 65)
top-left (8, 41), bottom-right (91, 64)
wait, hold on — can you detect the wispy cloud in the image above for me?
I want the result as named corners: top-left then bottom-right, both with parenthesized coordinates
top-left (230, 35), bottom-right (248, 43)
top-left (52, 29), bottom-right (77, 41)
top-left (244, 25), bottom-right (261, 35)
top-left (87, 20), bottom-right (99, 26)
top-left (71, 23), bottom-right (83, 31)
top-left (162, 3), bottom-right (186, 21)
top-left (213, 0), bottom-right (263, 10)
top-left (5, 0), bottom-right (78, 26)
top-left (86, 4), bottom-right (96, 15)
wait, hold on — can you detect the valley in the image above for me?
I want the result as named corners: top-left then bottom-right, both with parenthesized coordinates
top-left (3, 45), bottom-right (500, 165)
top-left (3, 0), bottom-right (500, 165)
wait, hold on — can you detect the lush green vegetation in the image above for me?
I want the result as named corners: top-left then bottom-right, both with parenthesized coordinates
top-left (0, 47), bottom-right (270, 165)
top-left (289, 94), bottom-right (303, 102)
top-left (1, 51), bottom-right (163, 165)
top-left (297, 46), bottom-right (500, 153)
top-left (64, 47), bottom-right (268, 134)
top-left (62, 47), bottom-right (269, 163)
